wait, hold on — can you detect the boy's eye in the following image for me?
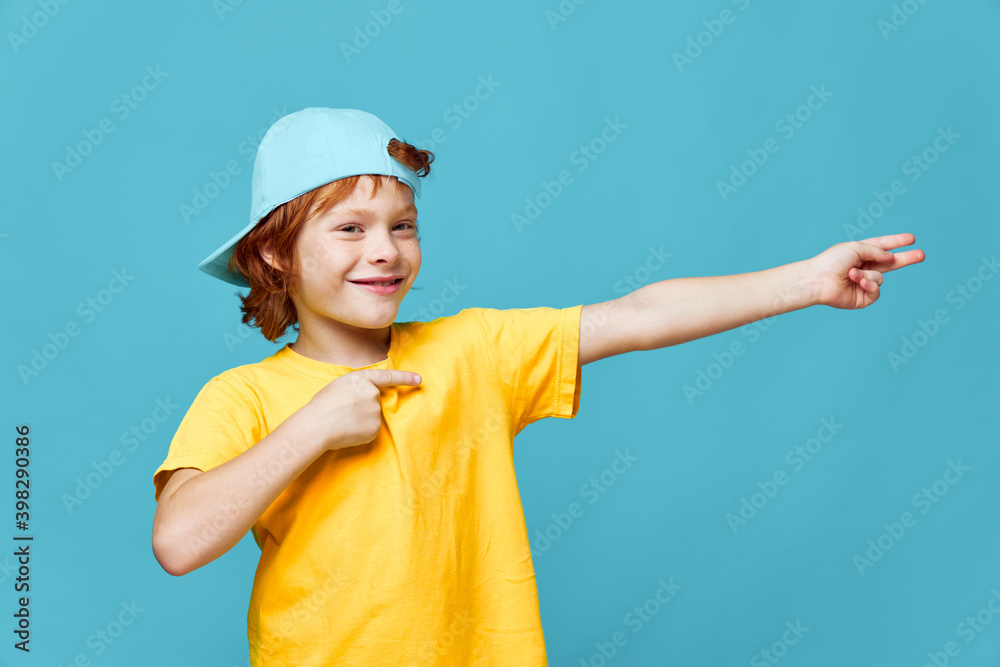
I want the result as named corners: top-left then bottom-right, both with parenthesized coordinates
top-left (338, 223), bottom-right (416, 233)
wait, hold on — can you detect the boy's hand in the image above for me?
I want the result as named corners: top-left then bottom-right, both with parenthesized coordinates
top-left (806, 233), bottom-right (925, 310)
top-left (303, 369), bottom-right (422, 451)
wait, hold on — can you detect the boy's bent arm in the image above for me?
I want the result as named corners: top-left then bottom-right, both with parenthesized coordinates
top-left (151, 406), bottom-right (330, 576)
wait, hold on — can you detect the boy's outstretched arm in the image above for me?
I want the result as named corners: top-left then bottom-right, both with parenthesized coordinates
top-left (578, 233), bottom-right (926, 367)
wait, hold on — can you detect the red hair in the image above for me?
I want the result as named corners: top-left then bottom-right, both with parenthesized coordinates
top-left (229, 138), bottom-right (434, 342)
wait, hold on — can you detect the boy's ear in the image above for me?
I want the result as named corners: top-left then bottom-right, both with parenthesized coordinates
top-left (259, 241), bottom-right (285, 272)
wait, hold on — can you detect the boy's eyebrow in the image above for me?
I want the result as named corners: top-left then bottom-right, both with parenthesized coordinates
top-left (329, 205), bottom-right (418, 219)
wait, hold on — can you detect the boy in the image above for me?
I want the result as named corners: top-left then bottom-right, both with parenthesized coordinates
top-left (151, 107), bottom-right (924, 666)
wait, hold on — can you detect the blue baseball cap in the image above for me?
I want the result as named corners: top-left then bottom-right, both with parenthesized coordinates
top-left (197, 107), bottom-right (424, 287)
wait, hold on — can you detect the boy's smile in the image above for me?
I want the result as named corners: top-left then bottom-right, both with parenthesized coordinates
top-left (347, 275), bottom-right (405, 294)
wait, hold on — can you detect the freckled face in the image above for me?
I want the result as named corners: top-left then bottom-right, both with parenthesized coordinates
top-left (288, 176), bottom-right (421, 330)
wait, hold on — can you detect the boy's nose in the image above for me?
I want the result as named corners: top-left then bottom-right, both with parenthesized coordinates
top-left (365, 237), bottom-right (403, 262)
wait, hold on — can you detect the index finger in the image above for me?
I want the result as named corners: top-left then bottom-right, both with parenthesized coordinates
top-left (857, 233), bottom-right (926, 272)
top-left (361, 368), bottom-right (422, 387)
top-left (857, 232), bottom-right (917, 251)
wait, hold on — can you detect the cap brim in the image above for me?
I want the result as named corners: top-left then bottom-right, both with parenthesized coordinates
top-left (197, 219), bottom-right (259, 288)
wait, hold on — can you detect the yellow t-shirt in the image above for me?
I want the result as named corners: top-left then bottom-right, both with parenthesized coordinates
top-left (152, 305), bottom-right (583, 666)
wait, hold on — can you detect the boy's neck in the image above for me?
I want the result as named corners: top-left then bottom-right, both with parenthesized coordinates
top-left (290, 325), bottom-right (392, 368)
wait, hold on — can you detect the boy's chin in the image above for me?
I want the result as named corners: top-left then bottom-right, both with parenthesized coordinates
top-left (340, 307), bottom-right (401, 329)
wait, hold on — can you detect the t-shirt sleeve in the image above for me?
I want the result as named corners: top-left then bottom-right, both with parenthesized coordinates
top-left (472, 304), bottom-right (583, 432)
top-left (152, 377), bottom-right (262, 503)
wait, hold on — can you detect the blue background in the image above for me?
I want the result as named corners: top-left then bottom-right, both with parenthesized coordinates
top-left (2, 0), bottom-right (998, 665)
